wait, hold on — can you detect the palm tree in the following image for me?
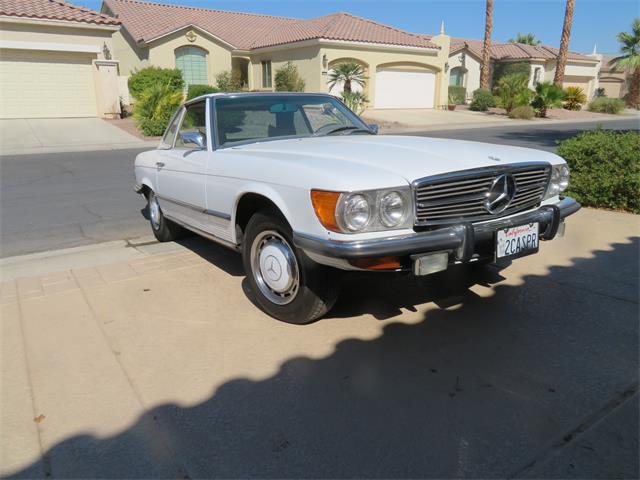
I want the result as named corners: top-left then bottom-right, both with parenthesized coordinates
top-left (480, 0), bottom-right (494, 89)
top-left (609, 18), bottom-right (640, 108)
top-left (554, 0), bottom-right (575, 86)
top-left (327, 62), bottom-right (365, 94)
top-left (509, 33), bottom-right (541, 45)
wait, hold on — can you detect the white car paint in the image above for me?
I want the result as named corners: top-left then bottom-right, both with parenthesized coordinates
top-left (134, 93), bottom-right (568, 253)
top-left (374, 69), bottom-right (436, 109)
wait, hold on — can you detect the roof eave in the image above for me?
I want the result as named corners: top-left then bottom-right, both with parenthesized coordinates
top-left (0, 15), bottom-right (119, 29)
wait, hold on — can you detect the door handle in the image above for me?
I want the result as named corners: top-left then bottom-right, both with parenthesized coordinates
top-left (156, 162), bottom-right (165, 168)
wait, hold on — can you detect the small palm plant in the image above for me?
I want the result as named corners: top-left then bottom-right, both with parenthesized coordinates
top-left (609, 17), bottom-right (640, 108)
top-left (496, 73), bottom-right (530, 113)
top-left (531, 82), bottom-right (565, 117)
top-left (563, 86), bottom-right (587, 110)
top-left (328, 62), bottom-right (366, 94)
top-left (341, 91), bottom-right (367, 114)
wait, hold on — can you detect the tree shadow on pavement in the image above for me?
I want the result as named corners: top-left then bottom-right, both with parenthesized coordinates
top-left (8, 238), bottom-right (639, 479)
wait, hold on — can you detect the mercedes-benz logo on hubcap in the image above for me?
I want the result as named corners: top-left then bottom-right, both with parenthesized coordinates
top-left (264, 255), bottom-right (282, 281)
top-left (485, 173), bottom-right (516, 214)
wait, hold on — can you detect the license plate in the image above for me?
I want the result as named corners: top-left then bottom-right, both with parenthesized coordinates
top-left (496, 223), bottom-right (539, 259)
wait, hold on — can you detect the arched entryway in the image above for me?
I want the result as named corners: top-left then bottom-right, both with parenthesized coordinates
top-left (327, 58), bottom-right (368, 98)
top-left (175, 46), bottom-right (208, 87)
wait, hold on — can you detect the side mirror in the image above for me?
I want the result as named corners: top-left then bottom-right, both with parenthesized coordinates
top-left (180, 131), bottom-right (206, 149)
top-left (368, 124), bottom-right (379, 135)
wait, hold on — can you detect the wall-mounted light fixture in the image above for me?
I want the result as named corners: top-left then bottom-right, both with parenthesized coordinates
top-left (444, 62), bottom-right (449, 73)
top-left (322, 54), bottom-right (328, 70)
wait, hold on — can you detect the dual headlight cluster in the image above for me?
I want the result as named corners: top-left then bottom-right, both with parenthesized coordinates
top-left (545, 164), bottom-right (570, 199)
top-left (311, 188), bottom-right (413, 233)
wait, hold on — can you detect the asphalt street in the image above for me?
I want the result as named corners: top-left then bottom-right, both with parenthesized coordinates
top-left (1, 118), bottom-right (638, 258)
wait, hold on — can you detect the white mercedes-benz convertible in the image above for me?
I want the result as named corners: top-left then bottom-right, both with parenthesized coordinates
top-left (134, 92), bottom-right (580, 323)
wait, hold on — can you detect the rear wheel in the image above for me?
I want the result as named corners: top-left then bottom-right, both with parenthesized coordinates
top-left (147, 190), bottom-right (183, 242)
top-left (242, 212), bottom-right (338, 324)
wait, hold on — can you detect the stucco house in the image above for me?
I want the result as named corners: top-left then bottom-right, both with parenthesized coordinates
top-left (446, 37), bottom-right (601, 100)
top-left (101, 0), bottom-right (451, 109)
top-left (597, 54), bottom-right (630, 99)
top-left (0, 0), bottom-right (122, 119)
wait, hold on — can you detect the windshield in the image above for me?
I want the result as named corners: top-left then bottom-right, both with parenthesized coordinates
top-left (214, 94), bottom-right (371, 148)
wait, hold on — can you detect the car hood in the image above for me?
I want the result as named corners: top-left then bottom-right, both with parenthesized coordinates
top-left (229, 135), bottom-right (564, 187)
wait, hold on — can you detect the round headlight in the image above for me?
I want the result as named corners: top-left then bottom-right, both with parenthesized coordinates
top-left (380, 191), bottom-right (406, 227)
top-left (342, 194), bottom-right (371, 231)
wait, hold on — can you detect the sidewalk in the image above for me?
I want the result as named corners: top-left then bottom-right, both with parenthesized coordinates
top-left (1, 208), bottom-right (638, 478)
top-left (0, 118), bottom-right (157, 156)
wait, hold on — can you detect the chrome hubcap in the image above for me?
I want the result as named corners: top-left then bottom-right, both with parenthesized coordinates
top-left (149, 194), bottom-right (161, 230)
top-left (251, 230), bottom-right (299, 305)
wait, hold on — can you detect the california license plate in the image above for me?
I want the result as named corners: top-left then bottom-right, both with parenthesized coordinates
top-left (496, 223), bottom-right (539, 259)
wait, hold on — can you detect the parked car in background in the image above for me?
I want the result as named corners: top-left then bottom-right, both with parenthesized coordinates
top-left (134, 93), bottom-right (580, 323)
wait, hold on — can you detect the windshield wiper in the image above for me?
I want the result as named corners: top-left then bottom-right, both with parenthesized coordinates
top-left (316, 126), bottom-right (374, 136)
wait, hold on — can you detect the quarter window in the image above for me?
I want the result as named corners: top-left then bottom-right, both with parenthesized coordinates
top-left (176, 102), bottom-right (207, 149)
top-left (261, 60), bottom-right (272, 88)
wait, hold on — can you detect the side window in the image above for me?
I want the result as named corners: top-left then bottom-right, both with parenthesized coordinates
top-left (160, 108), bottom-right (183, 148)
top-left (175, 102), bottom-right (207, 149)
top-left (261, 60), bottom-right (272, 88)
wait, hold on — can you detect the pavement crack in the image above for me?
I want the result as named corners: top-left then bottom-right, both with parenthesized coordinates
top-left (508, 383), bottom-right (639, 478)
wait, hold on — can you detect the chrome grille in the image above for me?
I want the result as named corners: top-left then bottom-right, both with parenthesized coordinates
top-left (414, 164), bottom-right (550, 225)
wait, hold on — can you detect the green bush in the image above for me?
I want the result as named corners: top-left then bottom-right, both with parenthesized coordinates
top-left (274, 62), bottom-right (306, 92)
top-left (496, 73), bottom-right (531, 113)
top-left (469, 89), bottom-right (495, 111)
top-left (557, 129), bottom-right (639, 213)
top-left (128, 67), bottom-right (183, 100)
top-left (133, 83), bottom-right (183, 136)
top-left (186, 84), bottom-right (219, 100)
top-left (563, 86), bottom-right (587, 110)
top-left (341, 91), bottom-right (367, 114)
top-left (492, 61), bottom-right (530, 84)
top-left (448, 85), bottom-right (466, 105)
top-left (215, 70), bottom-right (244, 92)
top-left (588, 97), bottom-right (626, 114)
top-left (531, 81), bottom-right (564, 117)
top-left (508, 105), bottom-right (535, 119)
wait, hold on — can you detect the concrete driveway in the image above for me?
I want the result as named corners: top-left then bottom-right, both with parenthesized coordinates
top-left (0, 118), bottom-right (153, 156)
top-left (1, 208), bottom-right (638, 478)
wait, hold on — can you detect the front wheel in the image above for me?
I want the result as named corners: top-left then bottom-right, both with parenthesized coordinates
top-left (242, 212), bottom-right (338, 324)
top-left (147, 190), bottom-right (184, 242)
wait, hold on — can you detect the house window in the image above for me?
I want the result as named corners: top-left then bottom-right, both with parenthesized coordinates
top-left (261, 60), bottom-right (272, 88)
top-left (533, 67), bottom-right (542, 85)
top-left (176, 46), bottom-right (208, 87)
top-left (449, 67), bottom-right (464, 86)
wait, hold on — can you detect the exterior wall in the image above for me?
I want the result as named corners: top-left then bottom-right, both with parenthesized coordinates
top-left (447, 50), bottom-right (482, 99)
top-left (111, 28), bottom-right (148, 75)
top-left (249, 44), bottom-right (321, 92)
top-left (599, 74), bottom-right (626, 98)
top-left (0, 20), bottom-right (120, 117)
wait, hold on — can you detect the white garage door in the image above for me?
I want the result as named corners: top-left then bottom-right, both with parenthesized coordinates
top-left (374, 68), bottom-right (436, 109)
top-left (0, 49), bottom-right (98, 119)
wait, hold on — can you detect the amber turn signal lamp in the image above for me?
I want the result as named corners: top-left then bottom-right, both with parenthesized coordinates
top-left (310, 190), bottom-right (341, 232)
top-left (350, 257), bottom-right (402, 271)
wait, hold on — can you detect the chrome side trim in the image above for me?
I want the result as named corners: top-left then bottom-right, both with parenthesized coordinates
top-left (157, 195), bottom-right (231, 221)
top-left (163, 213), bottom-right (240, 251)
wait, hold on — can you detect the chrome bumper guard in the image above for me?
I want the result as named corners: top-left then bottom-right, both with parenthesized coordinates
top-left (293, 196), bottom-right (581, 261)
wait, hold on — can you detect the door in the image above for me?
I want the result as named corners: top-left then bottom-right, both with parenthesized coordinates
top-left (0, 49), bottom-right (98, 118)
top-left (374, 68), bottom-right (436, 109)
top-left (156, 100), bottom-right (209, 232)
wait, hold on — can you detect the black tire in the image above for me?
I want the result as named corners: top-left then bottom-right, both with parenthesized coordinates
top-left (147, 190), bottom-right (184, 242)
top-left (242, 211), bottom-right (338, 324)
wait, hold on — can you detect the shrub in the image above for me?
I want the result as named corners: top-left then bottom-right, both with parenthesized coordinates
top-left (341, 91), bottom-right (367, 114)
top-left (274, 62), bottom-right (306, 92)
top-left (186, 84), bottom-right (220, 100)
top-left (508, 105), bottom-right (535, 119)
top-left (594, 88), bottom-right (606, 98)
top-left (588, 97), bottom-right (626, 114)
top-left (496, 73), bottom-right (531, 113)
top-left (215, 70), bottom-right (244, 92)
top-left (557, 129), bottom-right (639, 213)
top-left (128, 67), bottom-right (184, 100)
top-left (133, 83), bottom-right (183, 136)
top-left (531, 81), bottom-right (565, 117)
top-left (563, 86), bottom-right (587, 110)
top-left (469, 89), bottom-right (495, 111)
top-left (492, 61), bottom-right (530, 84)
top-left (448, 85), bottom-right (466, 105)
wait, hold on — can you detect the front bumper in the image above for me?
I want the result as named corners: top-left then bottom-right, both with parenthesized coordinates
top-left (293, 196), bottom-right (581, 263)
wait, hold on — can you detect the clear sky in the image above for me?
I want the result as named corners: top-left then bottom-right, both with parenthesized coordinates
top-left (76, 0), bottom-right (639, 54)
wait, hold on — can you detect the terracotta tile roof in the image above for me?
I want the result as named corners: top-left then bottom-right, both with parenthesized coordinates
top-left (0, 0), bottom-right (119, 25)
top-left (449, 36), bottom-right (594, 62)
top-left (104, 0), bottom-right (439, 50)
